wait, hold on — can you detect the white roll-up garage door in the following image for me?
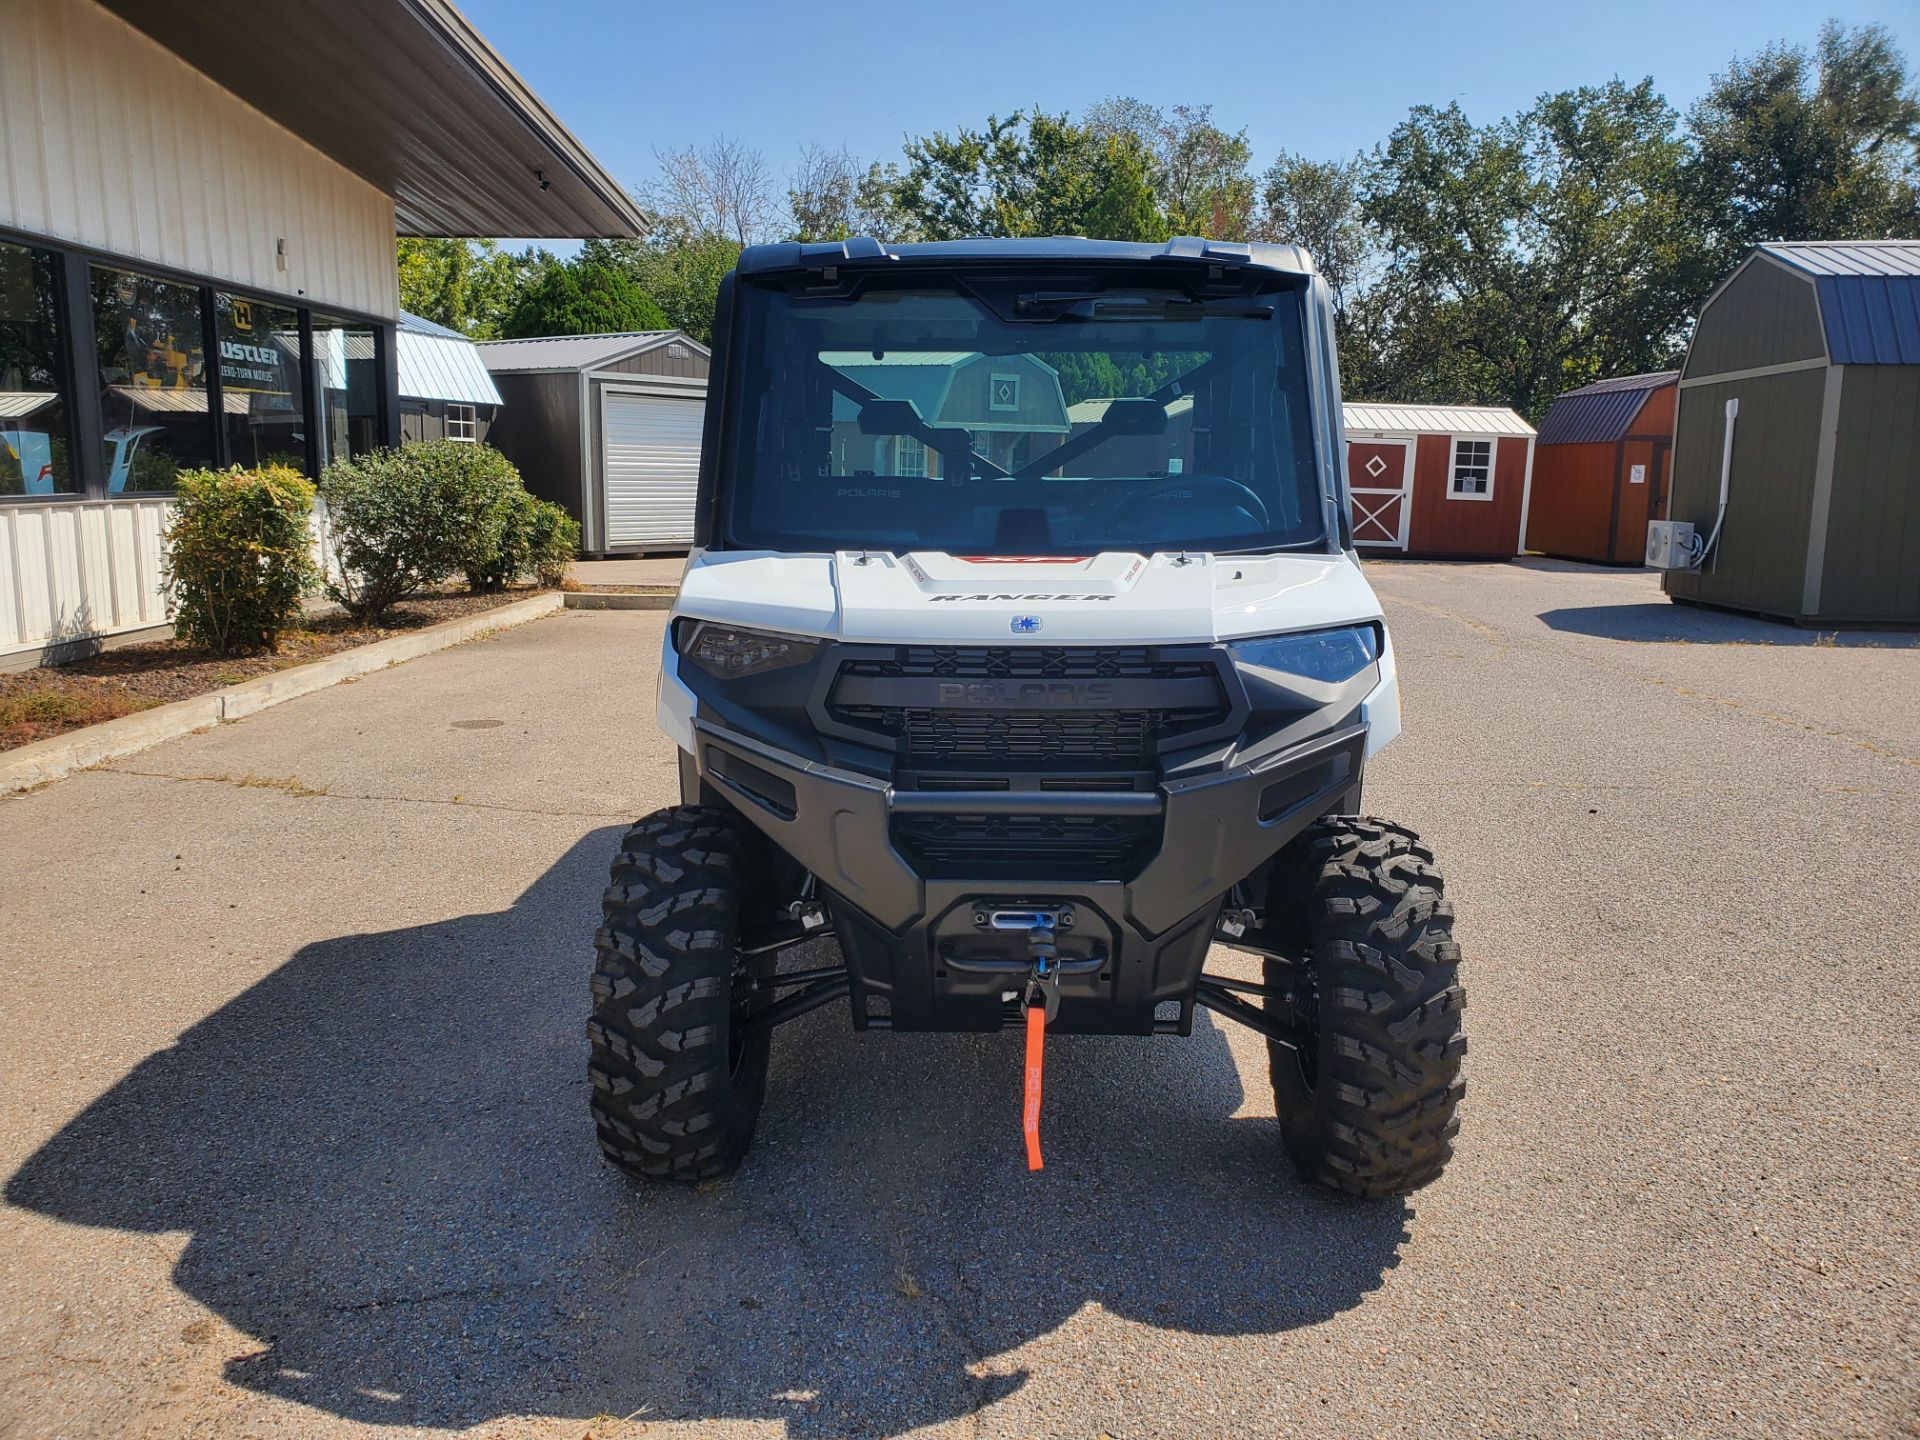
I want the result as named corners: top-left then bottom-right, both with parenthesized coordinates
top-left (601, 392), bottom-right (705, 548)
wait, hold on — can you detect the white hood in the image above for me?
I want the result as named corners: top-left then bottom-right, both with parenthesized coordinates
top-left (673, 549), bottom-right (1383, 645)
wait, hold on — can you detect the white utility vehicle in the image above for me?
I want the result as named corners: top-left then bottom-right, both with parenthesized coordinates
top-left (588, 238), bottom-right (1464, 1196)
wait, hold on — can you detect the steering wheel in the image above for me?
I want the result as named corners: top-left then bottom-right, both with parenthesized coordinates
top-left (1108, 474), bottom-right (1272, 532)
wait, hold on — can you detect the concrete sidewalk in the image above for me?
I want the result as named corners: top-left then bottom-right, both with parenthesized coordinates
top-left (573, 554), bottom-right (687, 588)
top-left (2, 568), bottom-right (1916, 1439)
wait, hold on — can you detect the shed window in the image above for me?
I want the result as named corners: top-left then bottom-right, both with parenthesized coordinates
top-left (446, 403), bottom-right (477, 442)
top-left (1448, 437), bottom-right (1494, 499)
top-left (989, 372), bottom-right (1020, 412)
top-left (895, 434), bottom-right (926, 477)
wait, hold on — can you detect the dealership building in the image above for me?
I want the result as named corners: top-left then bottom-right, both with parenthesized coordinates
top-left (0, 0), bottom-right (644, 665)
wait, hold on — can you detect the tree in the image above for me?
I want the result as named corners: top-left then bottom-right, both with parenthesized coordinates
top-left (1082, 135), bottom-right (1169, 242)
top-left (499, 256), bottom-right (667, 339)
top-left (890, 111), bottom-right (1167, 241)
top-left (1685, 21), bottom-right (1920, 274)
top-left (645, 135), bottom-right (780, 247)
top-left (788, 143), bottom-right (860, 241)
top-left (1358, 82), bottom-right (1700, 417)
top-left (579, 235), bottom-right (738, 345)
top-left (395, 238), bottom-right (546, 339)
top-left (1085, 99), bottom-right (1255, 237)
top-left (1156, 104), bottom-right (1256, 239)
top-left (786, 146), bottom-right (916, 242)
top-left (1255, 153), bottom-right (1374, 321)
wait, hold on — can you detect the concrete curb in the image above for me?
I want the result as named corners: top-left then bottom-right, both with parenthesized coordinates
top-left (563, 591), bottom-right (675, 611)
top-left (2, 593), bottom-right (564, 796)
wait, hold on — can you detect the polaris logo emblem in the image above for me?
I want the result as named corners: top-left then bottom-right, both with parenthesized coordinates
top-left (936, 681), bottom-right (1114, 707)
top-left (928, 593), bottom-right (1116, 602)
top-left (1011, 615), bottom-right (1042, 634)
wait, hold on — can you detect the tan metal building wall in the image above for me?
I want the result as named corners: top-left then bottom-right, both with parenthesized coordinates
top-left (1, 0), bottom-right (402, 663)
top-left (0, 499), bottom-right (171, 663)
top-left (0, 0), bottom-right (398, 319)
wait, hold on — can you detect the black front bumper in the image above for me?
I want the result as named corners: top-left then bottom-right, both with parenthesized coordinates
top-left (693, 716), bottom-right (1366, 1034)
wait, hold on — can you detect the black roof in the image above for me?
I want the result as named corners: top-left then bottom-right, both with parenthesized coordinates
top-left (1536, 370), bottom-right (1678, 446)
top-left (735, 236), bottom-right (1318, 279)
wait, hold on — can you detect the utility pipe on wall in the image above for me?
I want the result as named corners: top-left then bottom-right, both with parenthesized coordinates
top-left (1693, 396), bottom-right (1737, 569)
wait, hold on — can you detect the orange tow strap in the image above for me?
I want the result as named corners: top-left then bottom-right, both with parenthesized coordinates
top-left (1023, 1002), bottom-right (1046, 1171)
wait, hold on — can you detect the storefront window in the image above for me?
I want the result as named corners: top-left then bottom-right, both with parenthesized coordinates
top-left (216, 294), bottom-right (305, 471)
top-left (310, 314), bottom-right (381, 467)
top-left (0, 240), bottom-right (76, 496)
top-left (92, 266), bottom-right (215, 492)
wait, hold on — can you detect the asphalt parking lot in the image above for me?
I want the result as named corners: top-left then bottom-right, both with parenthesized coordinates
top-left (1, 560), bottom-right (1915, 1440)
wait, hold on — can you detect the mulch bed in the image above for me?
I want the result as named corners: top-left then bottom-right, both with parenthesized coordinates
top-left (0, 588), bottom-right (547, 752)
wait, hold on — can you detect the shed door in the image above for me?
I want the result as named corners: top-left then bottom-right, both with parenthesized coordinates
top-left (1346, 439), bottom-right (1413, 550)
top-left (601, 392), bottom-right (705, 548)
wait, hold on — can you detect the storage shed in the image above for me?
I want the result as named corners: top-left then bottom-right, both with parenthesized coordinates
top-left (1663, 241), bottom-right (1920, 625)
top-left (828, 351), bottom-right (1070, 476)
top-left (1527, 371), bottom-right (1678, 564)
top-left (1341, 403), bottom-right (1536, 557)
top-left (479, 331), bottom-right (710, 555)
top-left (396, 311), bottom-right (502, 444)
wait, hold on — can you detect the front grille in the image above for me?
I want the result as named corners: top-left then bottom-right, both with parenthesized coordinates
top-left (830, 646), bottom-right (1228, 764)
top-left (846, 646), bottom-right (1214, 681)
top-left (838, 707), bottom-right (1188, 761)
top-left (892, 812), bottom-right (1161, 880)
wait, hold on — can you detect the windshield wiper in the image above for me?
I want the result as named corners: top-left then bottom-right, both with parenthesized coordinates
top-left (1209, 535), bottom-right (1330, 555)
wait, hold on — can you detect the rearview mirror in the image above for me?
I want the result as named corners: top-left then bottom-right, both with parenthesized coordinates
top-left (857, 398), bottom-right (925, 436)
top-left (1098, 398), bottom-right (1170, 436)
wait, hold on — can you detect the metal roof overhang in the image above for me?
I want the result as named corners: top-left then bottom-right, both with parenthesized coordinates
top-left (99, 0), bottom-right (647, 240)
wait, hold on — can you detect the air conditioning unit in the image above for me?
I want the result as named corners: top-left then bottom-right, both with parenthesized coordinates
top-left (1645, 520), bottom-right (1697, 570)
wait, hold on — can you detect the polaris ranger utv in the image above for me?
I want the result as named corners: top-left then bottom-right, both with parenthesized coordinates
top-left (588, 237), bottom-right (1464, 1197)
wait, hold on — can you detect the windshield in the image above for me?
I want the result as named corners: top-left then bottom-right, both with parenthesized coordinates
top-left (717, 270), bottom-right (1327, 555)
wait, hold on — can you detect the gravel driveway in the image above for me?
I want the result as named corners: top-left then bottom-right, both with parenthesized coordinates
top-left (1, 562), bottom-right (1914, 1439)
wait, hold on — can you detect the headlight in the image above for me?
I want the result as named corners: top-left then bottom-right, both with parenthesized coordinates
top-left (1229, 625), bottom-right (1380, 682)
top-left (675, 620), bottom-right (820, 679)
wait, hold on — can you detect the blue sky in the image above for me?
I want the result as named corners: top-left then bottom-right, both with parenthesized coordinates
top-left (463, 0), bottom-right (1918, 221)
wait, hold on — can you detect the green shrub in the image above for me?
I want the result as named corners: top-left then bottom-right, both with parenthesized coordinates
top-left (162, 465), bottom-right (317, 653)
top-left (527, 499), bottom-right (580, 587)
top-left (464, 487), bottom-right (531, 593)
top-left (465, 488), bottom-right (579, 590)
top-left (443, 445), bottom-right (540, 592)
top-left (317, 440), bottom-right (504, 620)
top-left (318, 441), bottom-right (575, 616)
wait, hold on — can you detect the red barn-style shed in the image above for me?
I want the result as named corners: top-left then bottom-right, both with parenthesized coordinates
top-left (1526, 371), bottom-right (1678, 564)
top-left (1342, 403), bottom-right (1537, 557)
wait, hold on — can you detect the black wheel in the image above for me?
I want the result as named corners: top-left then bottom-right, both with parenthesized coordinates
top-left (588, 805), bottom-right (772, 1182)
top-left (1263, 817), bottom-right (1466, 1198)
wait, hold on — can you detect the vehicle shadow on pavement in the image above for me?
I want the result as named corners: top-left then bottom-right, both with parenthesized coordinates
top-left (1538, 601), bottom-right (1920, 646)
top-left (6, 828), bottom-right (1413, 1437)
